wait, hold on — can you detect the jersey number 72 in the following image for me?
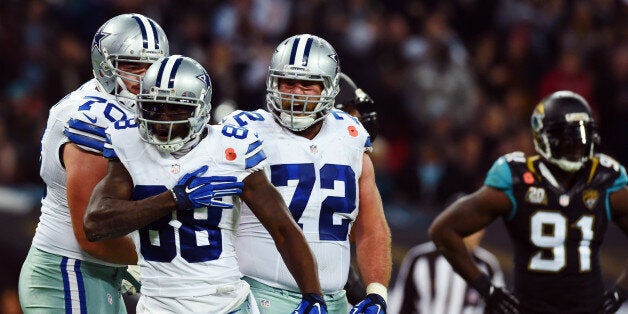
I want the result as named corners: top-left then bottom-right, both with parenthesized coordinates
top-left (271, 163), bottom-right (356, 241)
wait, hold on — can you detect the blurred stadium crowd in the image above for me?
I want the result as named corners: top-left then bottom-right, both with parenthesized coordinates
top-left (0, 0), bottom-right (626, 312)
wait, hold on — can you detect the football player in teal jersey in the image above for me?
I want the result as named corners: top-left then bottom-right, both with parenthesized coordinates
top-left (429, 90), bottom-right (628, 314)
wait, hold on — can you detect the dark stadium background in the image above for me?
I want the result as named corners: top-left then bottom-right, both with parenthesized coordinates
top-left (1, 1), bottom-right (626, 313)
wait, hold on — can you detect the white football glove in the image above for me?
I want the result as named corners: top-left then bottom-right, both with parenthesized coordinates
top-left (120, 265), bottom-right (141, 295)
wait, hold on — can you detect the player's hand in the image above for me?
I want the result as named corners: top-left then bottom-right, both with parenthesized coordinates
top-left (171, 165), bottom-right (244, 210)
top-left (485, 286), bottom-right (520, 314)
top-left (344, 263), bottom-right (366, 305)
top-left (599, 285), bottom-right (627, 313)
top-left (350, 293), bottom-right (386, 314)
top-left (292, 293), bottom-right (327, 314)
top-left (471, 274), bottom-right (519, 314)
top-left (119, 265), bottom-right (141, 295)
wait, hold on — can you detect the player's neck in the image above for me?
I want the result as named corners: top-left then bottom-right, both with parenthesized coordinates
top-left (170, 128), bottom-right (208, 158)
top-left (546, 161), bottom-right (581, 190)
top-left (291, 121), bottom-right (323, 140)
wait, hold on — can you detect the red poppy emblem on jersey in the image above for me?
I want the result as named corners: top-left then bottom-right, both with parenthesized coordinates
top-left (523, 172), bottom-right (535, 184)
top-left (225, 148), bottom-right (236, 161)
top-left (348, 126), bottom-right (358, 137)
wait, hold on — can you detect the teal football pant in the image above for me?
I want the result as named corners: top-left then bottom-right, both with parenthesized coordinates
top-left (18, 246), bottom-right (128, 314)
top-left (243, 276), bottom-right (349, 313)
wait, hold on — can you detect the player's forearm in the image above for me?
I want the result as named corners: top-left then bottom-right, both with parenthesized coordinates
top-left (429, 227), bottom-right (483, 282)
top-left (84, 191), bottom-right (175, 241)
top-left (617, 259), bottom-right (628, 290)
top-left (82, 237), bottom-right (138, 264)
top-left (355, 229), bottom-right (392, 287)
top-left (273, 226), bottom-right (323, 295)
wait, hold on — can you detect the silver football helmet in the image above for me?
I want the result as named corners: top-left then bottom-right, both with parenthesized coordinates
top-left (136, 55), bottom-right (212, 153)
top-left (91, 13), bottom-right (169, 109)
top-left (266, 34), bottom-right (340, 131)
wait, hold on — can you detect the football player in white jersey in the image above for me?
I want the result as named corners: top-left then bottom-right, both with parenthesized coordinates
top-left (222, 34), bottom-right (392, 313)
top-left (18, 14), bottom-right (169, 313)
top-left (83, 55), bottom-right (325, 314)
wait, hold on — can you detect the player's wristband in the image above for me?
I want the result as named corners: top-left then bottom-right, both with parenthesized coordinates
top-left (170, 188), bottom-right (190, 210)
top-left (470, 274), bottom-right (492, 299)
top-left (302, 293), bottom-right (326, 306)
top-left (366, 282), bottom-right (388, 302)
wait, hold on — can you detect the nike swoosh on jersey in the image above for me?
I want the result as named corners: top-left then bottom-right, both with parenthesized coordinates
top-left (83, 113), bottom-right (98, 124)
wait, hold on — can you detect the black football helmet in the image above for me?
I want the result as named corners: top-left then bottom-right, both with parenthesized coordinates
top-left (531, 90), bottom-right (600, 172)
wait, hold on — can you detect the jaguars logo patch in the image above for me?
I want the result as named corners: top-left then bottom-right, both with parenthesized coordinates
top-left (582, 189), bottom-right (599, 210)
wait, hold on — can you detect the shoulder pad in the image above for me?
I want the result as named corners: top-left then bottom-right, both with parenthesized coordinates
top-left (594, 154), bottom-right (622, 172)
top-left (327, 109), bottom-right (372, 151)
top-left (103, 120), bottom-right (145, 163)
top-left (221, 109), bottom-right (269, 128)
top-left (502, 151), bottom-right (528, 164)
top-left (214, 124), bottom-right (267, 171)
top-left (103, 133), bottom-right (118, 160)
top-left (65, 95), bottom-right (132, 154)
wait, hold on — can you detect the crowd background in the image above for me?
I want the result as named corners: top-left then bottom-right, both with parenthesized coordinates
top-left (0, 0), bottom-right (626, 313)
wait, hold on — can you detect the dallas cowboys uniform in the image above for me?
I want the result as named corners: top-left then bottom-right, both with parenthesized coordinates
top-left (485, 151), bottom-right (627, 313)
top-left (104, 121), bottom-right (266, 313)
top-left (18, 79), bottom-right (133, 313)
top-left (222, 108), bottom-right (372, 313)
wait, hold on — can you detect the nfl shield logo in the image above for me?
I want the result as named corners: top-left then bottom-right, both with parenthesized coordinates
top-left (260, 299), bottom-right (270, 308)
top-left (310, 145), bottom-right (318, 154)
top-left (170, 164), bottom-right (180, 174)
top-left (559, 194), bottom-right (570, 207)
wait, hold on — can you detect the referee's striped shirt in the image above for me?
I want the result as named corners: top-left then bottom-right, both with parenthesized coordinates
top-left (388, 242), bottom-right (504, 314)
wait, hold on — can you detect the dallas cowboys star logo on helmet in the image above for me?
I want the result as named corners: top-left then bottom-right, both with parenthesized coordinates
top-left (328, 53), bottom-right (339, 64)
top-left (196, 73), bottom-right (211, 90)
top-left (92, 30), bottom-right (110, 53)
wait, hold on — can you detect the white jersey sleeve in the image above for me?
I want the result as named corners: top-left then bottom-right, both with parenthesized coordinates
top-left (224, 109), bottom-right (370, 293)
top-left (65, 84), bottom-right (133, 154)
top-left (106, 123), bottom-right (265, 302)
top-left (32, 79), bottom-right (133, 266)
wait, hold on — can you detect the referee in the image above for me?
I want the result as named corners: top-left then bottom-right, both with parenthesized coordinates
top-left (388, 229), bottom-right (504, 314)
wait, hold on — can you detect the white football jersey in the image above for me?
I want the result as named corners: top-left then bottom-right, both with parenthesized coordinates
top-left (105, 122), bottom-right (266, 302)
top-left (222, 109), bottom-right (372, 293)
top-left (33, 79), bottom-right (133, 266)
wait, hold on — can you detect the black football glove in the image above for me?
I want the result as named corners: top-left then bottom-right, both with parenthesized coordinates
top-left (599, 285), bottom-right (627, 313)
top-left (471, 274), bottom-right (520, 314)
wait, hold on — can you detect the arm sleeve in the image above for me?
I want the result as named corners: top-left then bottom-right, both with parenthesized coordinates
top-left (243, 133), bottom-right (267, 172)
top-left (64, 95), bottom-right (129, 154)
top-left (102, 131), bottom-right (119, 160)
top-left (607, 165), bottom-right (628, 220)
top-left (65, 116), bottom-right (108, 154)
top-left (484, 157), bottom-right (517, 220)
